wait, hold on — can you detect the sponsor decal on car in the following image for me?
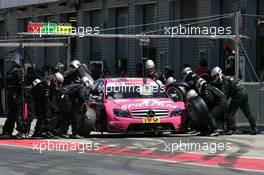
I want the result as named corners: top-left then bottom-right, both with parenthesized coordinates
top-left (121, 99), bottom-right (178, 110)
top-left (143, 117), bottom-right (160, 123)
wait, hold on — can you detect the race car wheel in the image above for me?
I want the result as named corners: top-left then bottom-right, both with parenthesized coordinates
top-left (166, 86), bottom-right (185, 101)
top-left (186, 96), bottom-right (209, 126)
top-left (165, 81), bottom-right (191, 101)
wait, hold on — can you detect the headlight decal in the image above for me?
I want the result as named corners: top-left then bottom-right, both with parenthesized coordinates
top-left (113, 109), bottom-right (131, 118)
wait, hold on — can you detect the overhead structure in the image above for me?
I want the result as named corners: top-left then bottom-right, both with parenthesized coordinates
top-left (0, 38), bottom-right (70, 66)
top-left (18, 32), bottom-right (247, 40)
top-left (16, 11), bottom-right (256, 80)
top-left (0, 42), bottom-right (67, 47)
top-left (18, 32), bottom-right (248, 79)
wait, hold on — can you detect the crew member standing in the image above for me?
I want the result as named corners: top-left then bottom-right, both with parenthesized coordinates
top-left (211, 66), bottom-right (258, 135)
top-left (1, 52), bottom-right (25, 138)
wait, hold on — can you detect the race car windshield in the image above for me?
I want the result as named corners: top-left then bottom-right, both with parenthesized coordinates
top-left (106, 85), bottom-right (167, 99)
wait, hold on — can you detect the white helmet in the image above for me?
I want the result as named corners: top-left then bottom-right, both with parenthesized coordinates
top-left (33, 79), bottom-right (42, 87)
top-left (145, 60), bottom-right (155, 69)
top-left (69, 60), bottom-right (81, 69)
top-left (182, 67), bottom-right (193, 82)
top-left (54, 72), bottom-right (64, 83)
top-left (196, 78), bottom-right (207, 94)
top-left (166, 77), bottom-right (176, 85)
top-left (211, 66), bottom-right (223, 81)
top-left (145, 59), bottom-right (155, 74)
top-left (186, 89), bottom-right (198, 100)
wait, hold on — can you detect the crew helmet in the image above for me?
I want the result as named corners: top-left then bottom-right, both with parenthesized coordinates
top-left (145, 59), bottom-right (155, 75)
top-left (54, 72), bottom-right (64, 83)
top-left (166, 77), bottom-right (176, 85)
top-left (182, 67), bottom-right (193, 82)
top-left (211, 66), bottom-right (223, 81)
top-left (69, 60), bottom-right (81, 69)
top-left (196, 78), bottom-right (207, 94)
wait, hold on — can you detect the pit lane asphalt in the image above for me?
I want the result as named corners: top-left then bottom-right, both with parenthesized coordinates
top-left (0, 142), bottom-right (261, 175)
top-left (0, 118), bottom-right (264, 175)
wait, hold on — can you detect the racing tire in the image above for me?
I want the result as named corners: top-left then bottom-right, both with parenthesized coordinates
top-left (165, 81), bottom-right (191, 101)
top-left (186, 96), bottom-right (209, 126)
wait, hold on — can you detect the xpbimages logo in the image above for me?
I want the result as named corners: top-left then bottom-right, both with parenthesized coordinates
top-left (163, 140), bottom-right (232, 154)
top-left (164, 24), bottom-right (232, 36)
top-left (32, 140), bottom-right (100, 154)
top-left (27, 22), bottom-right (100, 37)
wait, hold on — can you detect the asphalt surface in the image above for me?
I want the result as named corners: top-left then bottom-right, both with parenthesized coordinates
top-left (0, 118), bottom-right (264, 175)
top-left (0, 145), bottom-right (260, 175)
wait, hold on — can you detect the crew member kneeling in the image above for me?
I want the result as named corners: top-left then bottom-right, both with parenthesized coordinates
top-left (195, 78), bottom-right (228, 136)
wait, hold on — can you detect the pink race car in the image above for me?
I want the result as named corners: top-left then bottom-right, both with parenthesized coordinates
top-left (88, 78), bottom-right (188, 134)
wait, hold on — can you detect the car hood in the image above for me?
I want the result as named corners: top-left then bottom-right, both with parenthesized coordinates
top-left (105, 98), bottom-right (185, 111)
